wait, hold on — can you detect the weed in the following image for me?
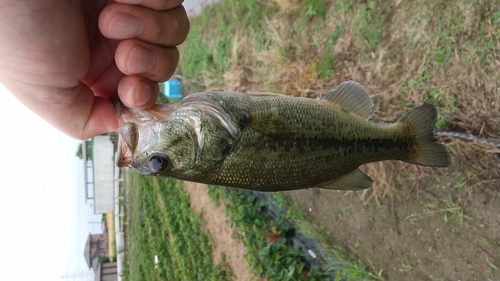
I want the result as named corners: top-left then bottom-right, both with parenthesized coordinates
top-left (399, 263), bottom-right (413, 272)
top-left (486, 257), bottom-right (499, 272)
top-left (122, 173), bottom-right (234, 281)
top-left (426, 195), bottom-right (473, 226)
top-left (430, 35), bottom-right (455, 67)
top-left (180, 35), bottom-right (214, 80)
top-left (418, 87), bottom-right (457, 114)
top-left (407, 66), bottom-right (431, 88)
top-left (303, 0), bottom-right (327, 20)
top-left (336, 0), bottom-right (355, 12)
top-left (415, 228), bottom-right (423, 235)
top-left (207, 184), bottom-right (222, 206)
top-left (352, 0), bottom-right (388, 52)
top-left (315, 26), bottom-right (345, 79)
top-left (493, 10), bottom-right (500, 24)
top-left (475, 236), bottom-right (500, 274)
top-left (207, 186), bottom-right (331, 280)
top-left (453, 172), bottom-right (467, 189)
top-left (354, 240), bottom-right (361, 248)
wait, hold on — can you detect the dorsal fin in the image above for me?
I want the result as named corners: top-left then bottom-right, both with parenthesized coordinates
top-left (321, 81), bottom-right (377, 120)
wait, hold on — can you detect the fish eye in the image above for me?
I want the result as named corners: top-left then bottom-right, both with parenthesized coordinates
top-left (146, 153), bottom-right (171, 173)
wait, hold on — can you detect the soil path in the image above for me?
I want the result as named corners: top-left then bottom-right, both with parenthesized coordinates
top-left (184, 181), bottom-right (255, 281)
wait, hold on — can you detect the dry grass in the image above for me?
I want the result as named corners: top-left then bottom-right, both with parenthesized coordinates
top-left (272, 0), bottom-right (300, 14)
top-left (359, 138), bottom-right (500, 204)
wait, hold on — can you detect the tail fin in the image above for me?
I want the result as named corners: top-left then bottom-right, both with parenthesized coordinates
top-left (398, 103), bottom-right (452, 167)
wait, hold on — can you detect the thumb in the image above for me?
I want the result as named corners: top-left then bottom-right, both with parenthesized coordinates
top-left (8, 81), bottom-right (119, 140)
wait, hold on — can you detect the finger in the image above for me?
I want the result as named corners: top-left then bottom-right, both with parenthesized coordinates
top-left (115, 39), bottom-right (179, 81)
top-left (118, 76), bottom-right (159, 108)
top-left (82, 96), bottom-right (121, 138)
top-left (99, 4), bottom-right (190, 46)
top-left (81, 35), bottom-right (120, 91)
top-left (115, 0), bottom-right (185, 11)
top-left (11, 82), bottom-right (119, 140)
top-left (85, 63), bottom-right (125, 99)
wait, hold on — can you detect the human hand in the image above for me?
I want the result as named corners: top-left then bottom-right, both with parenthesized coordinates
top-left (0, 0), bottom-right (189, 139)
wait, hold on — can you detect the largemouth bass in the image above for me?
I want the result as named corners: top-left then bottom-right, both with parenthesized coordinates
top-left (117, 81), bottom-right (451, 191)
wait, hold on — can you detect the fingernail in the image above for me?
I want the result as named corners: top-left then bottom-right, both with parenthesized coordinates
top-left (127, 45), bottom-right (155, 74)
top-left (108, 13), bottom-right (144, 38)
top-left (134, 81), bottom-right (152, 107)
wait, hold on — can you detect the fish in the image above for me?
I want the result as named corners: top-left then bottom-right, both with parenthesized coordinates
top-left (116, 81), bottom-right (452, 192)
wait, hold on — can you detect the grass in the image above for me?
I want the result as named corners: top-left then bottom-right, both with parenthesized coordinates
top-left (122, 172), bottom-right (233, 281)
top-left (208, 185), bottom-right (333, 280)
top-left (426, 194), bottom-right (473, 226)
top-left (208, 186), bottom-right (382, 281)
top-left (352, 0), bottom-right (388, 53)
top-left (121, 172), bottom-right (378, 280)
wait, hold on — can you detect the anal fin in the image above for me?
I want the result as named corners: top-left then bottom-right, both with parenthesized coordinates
top-left (317, 169), bottom-right (373, 191)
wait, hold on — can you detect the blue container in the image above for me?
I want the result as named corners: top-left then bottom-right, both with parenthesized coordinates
top-left (160, 80), bottom-right (183, 99)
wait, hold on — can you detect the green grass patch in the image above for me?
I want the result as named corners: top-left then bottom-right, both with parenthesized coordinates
top-left (208, 186), bottom-right (381, 280)
top-left (179, 0), bottom-right (274, 84)
top-left (350, 0), bottom-right (389, 53)
top-left (302, 0), bottom-right (327, 20)
top-left (426, 195), bottom-right (474, 226)
top-left (208, 186), bottom-right (330, 280)
top-left (122, 173), bottom-right (233, 281)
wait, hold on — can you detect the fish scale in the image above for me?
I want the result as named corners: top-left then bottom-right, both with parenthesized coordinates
top-left (117, 81), bottom-right (451, 191)
top-left (206, 114), bottom-right (411, 190)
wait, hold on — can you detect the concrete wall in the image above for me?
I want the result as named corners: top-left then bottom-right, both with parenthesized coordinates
top-left (93, 136), bottom-right (115, 214)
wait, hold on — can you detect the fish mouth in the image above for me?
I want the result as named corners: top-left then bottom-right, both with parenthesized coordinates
top-left (117, 122), bottom-right (136, 167)
top-left (115, 101), bottom-right (170, 168)
top-left (117, 139), bottom-right (132, 167)
top-left (114, 95), bottom-right (238, 169)
top-left (115, 102), bottom-right (137, 167)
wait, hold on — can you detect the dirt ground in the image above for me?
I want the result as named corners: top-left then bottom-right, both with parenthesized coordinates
top-left (286, 148), bottom-right (500, 280)
top-left (184, 181), bottom-right (255, 281)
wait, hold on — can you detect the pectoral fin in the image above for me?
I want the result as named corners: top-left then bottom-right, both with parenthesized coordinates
top-left (317, 169), bottom-right (373, 190)
top-left (243, 110), bottom-right (288, 136)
